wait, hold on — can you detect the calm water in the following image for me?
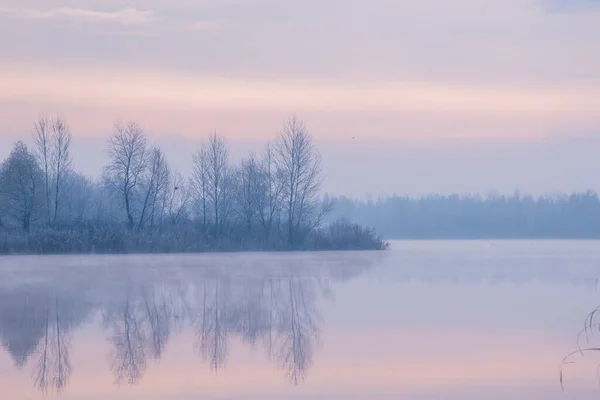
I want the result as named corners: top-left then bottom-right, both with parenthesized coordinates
top-left (2, 241), bottom-right (600, 399)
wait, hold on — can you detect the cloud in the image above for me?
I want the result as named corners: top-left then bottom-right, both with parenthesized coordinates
top-left (0, 6), bottom-right (226, 36)
top-left (0, 7), bottom-right (160, 25)
top-left (93, 18), bottom-right (229, 38)
top-left (93, 30), bottom-right (159, 38)
top-left (183, 19), bottom-right (229, 32)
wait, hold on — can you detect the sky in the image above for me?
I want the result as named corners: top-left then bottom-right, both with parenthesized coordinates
top-left (1, 0), bottom-right (600, 197)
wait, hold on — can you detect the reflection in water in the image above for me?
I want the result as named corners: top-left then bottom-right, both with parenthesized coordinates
top-left (104, 291), bottom-right (149, 385)
top-left (275, 279), bottom-right (320, 384)
top-left (561, 296), bottom-right (600, 391)
top-left (102, 283), bottom-right (187, 385)
top-left (33, 299), bottom-right (72, 392)
top-left (0, 290), bottom-right (91, 393)
top-left (196, 279), bottom-right (230, 373)
top-left (192, 275), bottom-right (322, 382)
top-left (6, 243), bottom-right (600, 399)
top-left (0, 252), bottom-right (379, 394)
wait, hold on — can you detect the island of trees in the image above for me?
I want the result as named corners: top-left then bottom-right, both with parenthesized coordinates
top-left (0, 115), bottom-right (387, 254)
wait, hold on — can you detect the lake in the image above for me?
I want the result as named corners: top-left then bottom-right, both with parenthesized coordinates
top-left (2, 240), bottom-right (600, 399)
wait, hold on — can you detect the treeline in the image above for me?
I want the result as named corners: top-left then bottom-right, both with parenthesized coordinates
top-left (329, 192), bottom-right (600, 239)
top-left (0, 115), bottom-right (387, 254)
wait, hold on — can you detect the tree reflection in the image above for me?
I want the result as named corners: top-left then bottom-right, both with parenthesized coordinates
top-left (0, 290), bottom-right (90, 393)
top-left (141, 285), bottom-right (180, 359)
top-left (0, 252), bottom-right (377, 392)
top-left (33, 298), bottom-right (73, 392)
top-left (230, 280), bottom-right (270, 348)
top-left (0, 291), bottom-right (50, 369)
top-left (104, 290), bottom-right (148, 385)
top-left (273, 278), bottom-right (320, 384)
top-left (103, 283), bottom-right (187, 384)
top-left (189, 275), bottom-right (321, 383)
top-left (195, 280), bottom-right (230, 372)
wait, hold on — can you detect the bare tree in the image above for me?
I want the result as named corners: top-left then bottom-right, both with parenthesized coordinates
top-left (32, 115), bottom-right (72, 224)
top-left (164, 171), bottom-right (190, 225)
top-left (137, 147), bottom-right (168, 231)
top-left (149, 154), bottom-right (171, 229)
top-left (63, 172), bottom-right (94, 223)
top-left (258, 144), bottom-right (283, 242)
top-left (0, 141), bottom-right (44, 231)
top-left (207, 133), bottom-right (229, 236)
top-left (33, 115), bottom-right (52, 224)
top-left (50, 116), bottom-right (72, 224)
top-left (194, 132), bottom-right (230, 237)
top-left (233, 153), bottom-right (264, 231)
top-left (192, 147), bottom-right (209, 229)
top-left (87, 182), bottom-right (120, 227)
top-left (103, 122), bottom-right (148, 230)
top-left (273, 117), bottom-right (326, 245)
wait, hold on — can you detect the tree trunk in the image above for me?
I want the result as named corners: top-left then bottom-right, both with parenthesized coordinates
top-left (53, 174), bottom-right (60, 224)
top-left (125, 191), bottom-right (134, 230)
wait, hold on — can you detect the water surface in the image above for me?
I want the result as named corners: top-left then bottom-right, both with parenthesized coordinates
top-left (1, 240), bottom-right (600, 399)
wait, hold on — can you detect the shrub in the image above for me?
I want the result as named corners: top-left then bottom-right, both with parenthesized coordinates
top-left (308, 219), bottom-right (389, 251)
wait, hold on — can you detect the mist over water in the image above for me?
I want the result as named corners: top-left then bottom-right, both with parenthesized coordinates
top-left (2, 241), bottom-right (600, 399)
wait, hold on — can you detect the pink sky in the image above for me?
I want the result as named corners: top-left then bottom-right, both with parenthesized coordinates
top-left (1, 0), bottom-right (600, 196)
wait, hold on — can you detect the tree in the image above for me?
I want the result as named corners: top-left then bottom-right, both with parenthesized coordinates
top-left (32, 115), bottom-right (73, 224)
top-left (33, 115), bottom-right (52, 224)
top-left (0, 141), bottom-right (44, 231)
top-left (62, 171), bottom-right (95, 224)
top-left (137, 147), bottom-right (169, 231)
top-left (50, 117), bottom-right (72, 224)
top-left (232, 153), bottom-right (264, 231)
top-left (258, 144), bottom-right (283, 242)
top-left (194, 132), bottom-right (230, 237)
top-left (103, 122), bottom-right (148, 230)
top-left (0, 114), bottom-right (392, 254)
top-left (273, 117), bottom-right (326, 246)
top-left (163, 172), bottom-right (190, 225)
top-left (192, 147), bottom-right (209, 229)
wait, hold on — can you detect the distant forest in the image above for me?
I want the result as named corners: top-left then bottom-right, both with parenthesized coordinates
top-left (329, 192), bottom-right (600, 239)
top-left (0, 115), bottom-right (386, 254)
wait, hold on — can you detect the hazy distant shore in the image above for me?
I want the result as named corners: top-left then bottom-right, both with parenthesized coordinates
top-left (328, 191), bottom-right (600, 240)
